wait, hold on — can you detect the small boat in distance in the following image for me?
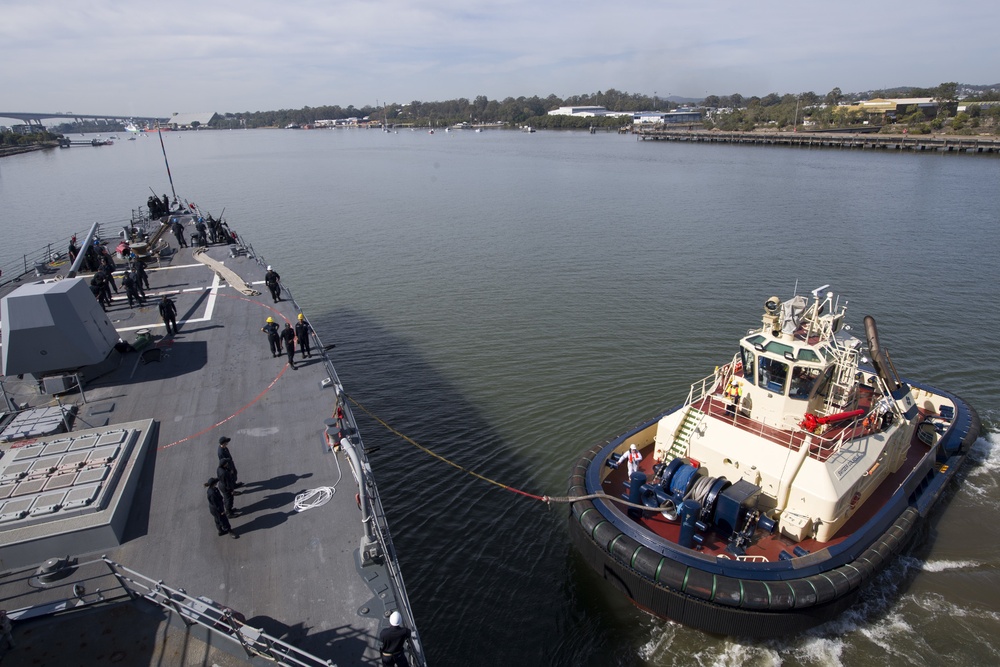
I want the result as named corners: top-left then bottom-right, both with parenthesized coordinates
top-left (569, 285), bottom-right (980, 638)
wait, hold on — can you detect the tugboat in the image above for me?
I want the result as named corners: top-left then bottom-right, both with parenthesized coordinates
top-left (568, 285), bottom-right (981, 638)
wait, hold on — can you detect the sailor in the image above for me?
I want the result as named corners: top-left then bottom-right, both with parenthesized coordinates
top-left (378, 611), bottom-right (412, 667)
top-left (205, 478), bottom-right (237, 538)
top-left (89, 280), bottom-right (108, 312)
top-left (280, 322), bottom-right (297, 369)
top-left (195, 218), bottom-right (208, 248)
top-left (294, 313), bottom-right (312, 358)
top-left (134, 259), bottom-right (150, 291)
top-left (68, 235), bottom-right (79, 264)
top-left (162, 194), bottom-right (170, 214)
top-left (121, 270), bottom-right (145, 308)
top-left (264, 265), bottom-right (282, 302)
top-left (217, 459), bottom-right (239, 517)
top-left (131, 268), bottom-right (146, 300)
top-left (98, 262), bottom-right (119, 295)
top-left (171, 218), bottom-right (188, 248)
top-left (724, 378), bottom-right (742, 415)
top-left (623, 443), bottom-right (643, 477)
top-left (262, 317), bottom-right (281, 357)
top-left (99, 246), bottom-right (117, 277)
top-left (91, 271), bottom-right (112, 309)
top-left (158, 295), bottom-right (178, 335)
top-left (217, 436), bottom-right (241, 487)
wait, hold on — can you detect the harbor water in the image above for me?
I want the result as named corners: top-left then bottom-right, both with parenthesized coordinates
top-left (1, 128), bottom-right (998, 666)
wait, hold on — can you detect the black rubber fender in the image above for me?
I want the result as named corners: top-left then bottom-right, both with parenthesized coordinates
top-left (609, 533), bottom-right (643, 565)
top-left (632, 546), bottom-right (664, 582)
top-left (711, 574), bottom-right (743, 606)
top-left (851, 554), bottom-right (876, 582)
top-left (739, 579), bottom-right (771, 610)
top-left (683, 567), bottom-right (716, 601)
top-left (806, 573), bottom-right (838, 604)
top-left (656, 557), bottom-right (687, 590)
top-left (766, 580), bottom-right (795, 610)
top-left (577, 504), bottom-right (602, 534)
top-left (592, 520), bottom-right (621, 550)
top-left (787, 578), bottom-right (819, 608)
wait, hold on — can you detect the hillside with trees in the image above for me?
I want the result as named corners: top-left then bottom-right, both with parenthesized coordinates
top-left (204, 82), bottom-right (1000, 135)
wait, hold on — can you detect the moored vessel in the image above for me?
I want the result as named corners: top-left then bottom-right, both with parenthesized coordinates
top-left (568, 285), bottom-right (981, 638)
top-left (0, 199), bottom-right (424, 664)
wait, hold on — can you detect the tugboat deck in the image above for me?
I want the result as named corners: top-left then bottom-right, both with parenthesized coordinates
top-left (0, 239), bottom-right (411, 665)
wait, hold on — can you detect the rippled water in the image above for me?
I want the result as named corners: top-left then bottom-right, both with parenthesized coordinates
top-left (1, 129), bottom-right (998, 666)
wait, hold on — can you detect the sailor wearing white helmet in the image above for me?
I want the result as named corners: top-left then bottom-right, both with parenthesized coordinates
top-left (623, 443), bottom-right (643, 477)
top-left (378, 611), bottom-right (412, 666)
top-left (264, 265), bottom-right (282, 302)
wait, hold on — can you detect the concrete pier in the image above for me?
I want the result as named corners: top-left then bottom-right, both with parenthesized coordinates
top-left (636, 128), bottom-right (1000, 154)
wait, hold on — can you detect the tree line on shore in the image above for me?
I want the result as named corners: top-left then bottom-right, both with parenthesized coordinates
top-left (205, 82), bottom-right (1000, 133)
top-left (11, 82), bottom-right (1000, 139)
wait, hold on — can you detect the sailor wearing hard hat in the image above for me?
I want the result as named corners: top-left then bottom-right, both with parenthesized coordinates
top-left (261, 316), bottom-right (281, 357)
top-left (378, 611), bottom-right (412, 666)
top-left (623, 443), bottom-right (643, 477)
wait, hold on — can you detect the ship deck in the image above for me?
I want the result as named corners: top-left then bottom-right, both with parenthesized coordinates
top-left (0, 235), bottom-right (409, 665)
top-left (604, 395), bottom-right (934, 563)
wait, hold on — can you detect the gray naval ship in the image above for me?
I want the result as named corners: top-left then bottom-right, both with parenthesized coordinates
top-left (0, 203), bottom-right (423, 666)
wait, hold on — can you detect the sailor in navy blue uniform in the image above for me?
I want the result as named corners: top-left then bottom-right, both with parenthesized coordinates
top-left (217, 459), bottom-right (238, 517)
top-left (378, 611), bottom-right (411, 666)
top-left (262, 317), bottom-right (281, 357)
top-left (294, 313), bottom-right (312, 358)
top-left (218, 436), bottom-right (241, 487)
top-left (280, 322), bottom-right (297, 369)
top-left (206, 478), bottom-right (236, 537)
top-left (264, 265), bottom-right (281, 302)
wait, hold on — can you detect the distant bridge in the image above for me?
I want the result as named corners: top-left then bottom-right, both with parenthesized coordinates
top-left (0, 112), bottom-right (169, 129)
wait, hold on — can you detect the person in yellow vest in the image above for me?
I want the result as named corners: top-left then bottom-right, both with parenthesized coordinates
top-left (724, 378), bottom-right (742, 415)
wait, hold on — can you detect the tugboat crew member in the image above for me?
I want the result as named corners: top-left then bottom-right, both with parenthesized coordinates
top-left (623, 443), bottom-right (642, 476)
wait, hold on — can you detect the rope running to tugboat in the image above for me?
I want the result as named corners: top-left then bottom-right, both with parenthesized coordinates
top-left (347, 394), bottom-right (650, 511)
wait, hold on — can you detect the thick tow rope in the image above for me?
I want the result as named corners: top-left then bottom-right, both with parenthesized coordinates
top-left (192, 248), bottom-right (260, 296)
top-left (347, 395), bottom-right (650, 511)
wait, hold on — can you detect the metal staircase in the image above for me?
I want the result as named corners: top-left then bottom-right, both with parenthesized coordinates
top-left (666, 406), bottom-right (705, 461)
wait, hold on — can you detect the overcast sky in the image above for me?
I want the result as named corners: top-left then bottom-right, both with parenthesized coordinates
top-left (3, 0), bottom-right (997, 118)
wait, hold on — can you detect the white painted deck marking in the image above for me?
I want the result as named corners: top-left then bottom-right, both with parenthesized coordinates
top-left (115, 268), bottom-right (224, 333)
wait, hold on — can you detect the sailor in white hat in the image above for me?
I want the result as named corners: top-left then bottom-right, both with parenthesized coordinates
top-left (378, 610), bottom-right (412, 666)
top-left (624, 443), bottom-right (643, 477)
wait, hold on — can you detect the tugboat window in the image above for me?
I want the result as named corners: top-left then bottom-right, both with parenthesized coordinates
top-left (789, 366), bottom-right (821, 399)
top-left (740, 347), bottom-right (756, 385)
top-left (757, 357), bottom-right (789, 394)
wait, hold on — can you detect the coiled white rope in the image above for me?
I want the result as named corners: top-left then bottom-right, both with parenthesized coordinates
top-left (293, 443), bottom-right (344, 512)
top-left (294, 487), bottom-right (336, 512)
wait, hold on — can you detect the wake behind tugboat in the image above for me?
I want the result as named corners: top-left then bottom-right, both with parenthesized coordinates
top-left (568, 285), bottom-right (981, 638)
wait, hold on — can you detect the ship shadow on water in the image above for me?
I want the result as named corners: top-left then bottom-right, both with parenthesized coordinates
top-left (315, 308), bottom-right (640, 667)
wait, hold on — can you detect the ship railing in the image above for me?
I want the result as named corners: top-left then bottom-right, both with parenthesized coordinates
top-left (234, 247), bottom-right (426, 667)
top-left (702, 393), bottom-right (863, 462)
top-left (0, 215), bottom-right (157, 292)
top-left (0, 555), bottom-right (341, 666)
top-left (101, 558), bottom-right (338, 666)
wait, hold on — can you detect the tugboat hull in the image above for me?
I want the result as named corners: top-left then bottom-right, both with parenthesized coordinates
top-left (568, 390), bottom-right (980, 638)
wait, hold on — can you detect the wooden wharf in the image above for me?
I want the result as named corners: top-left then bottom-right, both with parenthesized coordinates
top-left (636, 128), bottom-right (1000, 155)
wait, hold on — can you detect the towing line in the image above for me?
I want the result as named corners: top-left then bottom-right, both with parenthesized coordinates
top-left (346, 394), bottom-right (649, 511)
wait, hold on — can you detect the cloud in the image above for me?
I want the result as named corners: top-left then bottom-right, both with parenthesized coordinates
top-left (2, 0), bottom-right (997, 117)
